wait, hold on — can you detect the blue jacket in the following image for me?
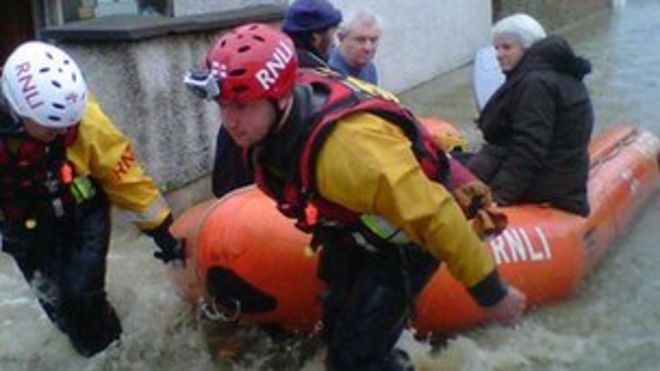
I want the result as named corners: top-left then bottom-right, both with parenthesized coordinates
top-left (328, 47), bottom-right (378, 85)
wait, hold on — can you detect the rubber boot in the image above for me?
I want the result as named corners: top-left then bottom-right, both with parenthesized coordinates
top-left (321, 242), bottom-right (414, 370)
top-left (382, 348), bottom-right (415, 371)
top-left (319, 240), bottom-right (438, 371)
top-left (61, 291), bottom-right (122, 357)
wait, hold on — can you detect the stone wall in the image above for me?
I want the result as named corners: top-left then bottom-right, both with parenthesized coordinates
top-left (61, 32), bottom-right (221, 192)
top-left (493, 0), bottom-right (611, 31)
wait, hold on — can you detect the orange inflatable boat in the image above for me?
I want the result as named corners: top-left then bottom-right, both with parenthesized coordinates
top-left (169, 119), bottom-right (659, 336)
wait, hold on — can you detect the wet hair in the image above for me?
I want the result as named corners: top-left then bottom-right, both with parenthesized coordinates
top-left (492, 13), bottom-right (547, 49)
top-left (337, 10), bottom-right (383, 39)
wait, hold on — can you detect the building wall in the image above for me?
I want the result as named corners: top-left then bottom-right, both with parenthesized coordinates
top-left (50, 0), bottom-right (612, 200)
top-left (171, 0), bottom-right (491, 94)
top-left (50, 1), bottom-right (491, 193)
top-left (60, 32), bottom-right (222, 193)
top-left (331, 0), bottom-right (491, 93)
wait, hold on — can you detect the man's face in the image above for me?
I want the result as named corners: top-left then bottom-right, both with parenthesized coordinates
top-left (219, 98), bottom-right (277, 148)
top-left (314, 26), bottom-right (338, 60)
top-left (339, 22), bottom-right (381, 68)
top-left (494, 35), bottom-right (525, 72)
top-left (23, 118), bottom-right (69, 143)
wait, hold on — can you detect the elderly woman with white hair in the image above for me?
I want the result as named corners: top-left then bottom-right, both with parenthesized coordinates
top-left (468, 13), bottom-right (594, 216)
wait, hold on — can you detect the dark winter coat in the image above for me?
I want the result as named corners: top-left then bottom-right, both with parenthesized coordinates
top-left (468, 35), bottom-right (594, 216)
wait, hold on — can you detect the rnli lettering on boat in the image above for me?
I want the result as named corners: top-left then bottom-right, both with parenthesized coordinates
top-left (488, 226), bottom-right (552, 265)
top-left (255, 40), bottom-right (294, 91)
top-left (14, 62), bottom-right (44, 109)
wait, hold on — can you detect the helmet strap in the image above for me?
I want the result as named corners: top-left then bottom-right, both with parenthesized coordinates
top-left (251, 95), bottom-right (292, 150)
top-left (253, 97), bottom-right (293, 148)
top-left (272, 95), bottom-right (294, 134)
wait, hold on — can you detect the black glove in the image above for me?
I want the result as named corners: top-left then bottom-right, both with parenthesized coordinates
top-left (145, 214), bottom-right (185, 264)
top-left (154, 237), bottom-right (185, 263)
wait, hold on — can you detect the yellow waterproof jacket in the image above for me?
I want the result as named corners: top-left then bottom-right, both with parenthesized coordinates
top-left (315, 112), bottom-right (496, 289)
top-left (66, 95), bottom-right (170, 231)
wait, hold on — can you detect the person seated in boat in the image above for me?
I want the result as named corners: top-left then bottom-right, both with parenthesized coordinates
top-left (211, 0), bottom-right (343, 198)
top-left (0, 41), bottom-right (184, 357)
top-left (328, 9), bottom-right (381, 85)
top-left (468, 13), bottom-right (594, 216)
top-left (184, 24), bottom-right (526, 371)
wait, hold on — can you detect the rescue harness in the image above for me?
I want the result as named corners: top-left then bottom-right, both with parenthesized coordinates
top-left (0, 124), bottom-right (95, 226)
top-left (253, 70), bottom-right (468, 248)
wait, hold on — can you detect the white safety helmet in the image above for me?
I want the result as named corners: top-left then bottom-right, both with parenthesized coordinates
top-left (1, 41), bottom-right (88, 128)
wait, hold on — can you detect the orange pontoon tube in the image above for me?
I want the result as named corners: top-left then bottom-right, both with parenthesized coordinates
top-left (169, 119), bottom-right (659, 335)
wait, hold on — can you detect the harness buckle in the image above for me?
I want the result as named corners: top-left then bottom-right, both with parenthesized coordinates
top-left (70, 176), bottom-right (96, 204)
top-left (294, 203), bottom-right (320, 233)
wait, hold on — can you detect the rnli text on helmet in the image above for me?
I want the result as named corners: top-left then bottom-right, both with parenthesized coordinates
top-left (255, 40), bottom-right (294, 91)
top-left (14, 61), bottom-right (45, 110)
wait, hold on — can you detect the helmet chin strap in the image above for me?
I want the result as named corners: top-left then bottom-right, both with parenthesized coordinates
top-left (276, 96), bottom-right (294, 129)
top-left (269, 96), bottom-right (294, 136)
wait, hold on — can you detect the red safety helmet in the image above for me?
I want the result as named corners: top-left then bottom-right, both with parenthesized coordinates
top-left (187, 24), bottom-right (298, 105)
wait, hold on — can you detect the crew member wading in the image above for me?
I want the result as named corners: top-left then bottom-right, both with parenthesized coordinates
top-left (185, 24), bottom-right (526, 371)
top-left (0, 41), bottom-right (184, 357)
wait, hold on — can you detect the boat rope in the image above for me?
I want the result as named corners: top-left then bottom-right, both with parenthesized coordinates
top-left (197, 296), bottom-right (242, 323)
top-left (590, 129), bottom-right (638, 176)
